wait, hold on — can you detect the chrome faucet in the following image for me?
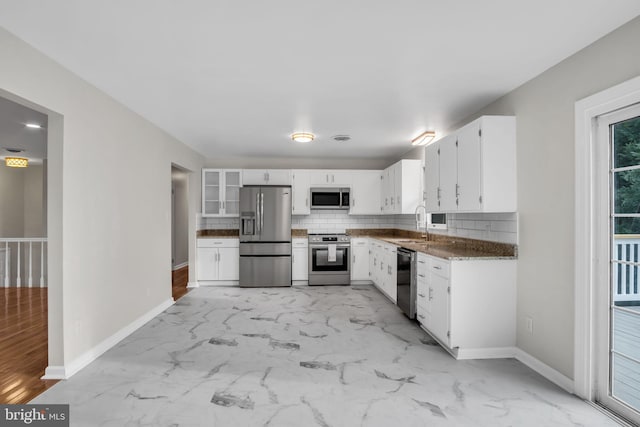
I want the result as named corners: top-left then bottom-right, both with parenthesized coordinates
top-left (414, 204), bottom-right (428, 236)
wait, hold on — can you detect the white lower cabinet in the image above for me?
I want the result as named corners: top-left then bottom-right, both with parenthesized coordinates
top-left (416, 252), bottom-right (516, 359)
top-left (292, 238), bottom-right (308, 283)
top-left (369, 239), bottom-right (397, 303)
top-left (196, 238), bottom-right (239, 285)
top-left (350, 238), bottom-right (370, 281)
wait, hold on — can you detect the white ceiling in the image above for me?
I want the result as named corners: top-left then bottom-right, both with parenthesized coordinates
top-left (1, 1), bottom-right (639, 162)
top-left (0, 95), bottom-right (47, 162)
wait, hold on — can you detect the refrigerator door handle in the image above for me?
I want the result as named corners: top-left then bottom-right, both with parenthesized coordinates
top-left (256, 192), bottom-right (261, 232)
top-left (260, 192), bottom-right (264, 232)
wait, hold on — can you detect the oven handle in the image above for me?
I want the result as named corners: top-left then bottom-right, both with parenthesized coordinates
top-left (309, 244), bottom-right (351, 249)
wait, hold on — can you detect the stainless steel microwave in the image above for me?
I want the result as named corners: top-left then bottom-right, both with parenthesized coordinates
top-left (310, 188), bottom-right (350, 210)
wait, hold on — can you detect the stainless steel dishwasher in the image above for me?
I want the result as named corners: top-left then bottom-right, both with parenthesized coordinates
top-left (397, 247), bottom-right (416, 319)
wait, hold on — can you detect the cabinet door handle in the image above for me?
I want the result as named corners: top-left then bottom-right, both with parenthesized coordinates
top-left (326, 174), bottom-right (329, 183)
top-left (429, 288), bottom-right (433, 301)
top-left (437, 187), bottom-right (441, 200)
top-left (353, 255), bottom-right (356, 263)
top-left (397, 196), bottom-right (401, 206)
top-left (433, 266), bottom-right (442, 270)
top-left (267, 172), bottom-right (270, 182)
top-left (418, 314), bottom-right (425, 320)
top-left (418, 260), bottom-right (426, 264)
top-left (418, 274), bottom-right (425, 278)
top-left (455, 184), bottom-right (460, 198)
top-left (418, 293), bottom-right (426, 298)
top-left (353, 198), bottom-right (355, 207)
top-left (306, 198), bottom-right (309, 207)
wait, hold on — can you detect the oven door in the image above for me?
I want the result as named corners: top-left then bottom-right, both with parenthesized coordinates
top-left (309, 244), bottom-right (350, 274)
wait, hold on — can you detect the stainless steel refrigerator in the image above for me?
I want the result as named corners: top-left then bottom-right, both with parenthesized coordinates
top-left (239, 186), bottom-right (292, 287)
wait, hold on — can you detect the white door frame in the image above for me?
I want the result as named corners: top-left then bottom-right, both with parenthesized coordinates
top-left (574, 75), bottom-right (640, 401)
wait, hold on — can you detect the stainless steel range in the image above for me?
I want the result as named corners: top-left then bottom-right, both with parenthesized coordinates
top-left (308, 233), bottom-right (351, 286)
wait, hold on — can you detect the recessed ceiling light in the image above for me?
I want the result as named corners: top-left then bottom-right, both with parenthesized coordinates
top-left (411, 130), bottom-right (436, 146)
top-left (25, 123), bottom-right (43, 129)
top-left (291, 132), bottom-right (314, 143)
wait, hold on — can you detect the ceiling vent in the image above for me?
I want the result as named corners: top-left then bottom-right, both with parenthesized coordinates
top-left (332, 135), bottom-right (351, 142)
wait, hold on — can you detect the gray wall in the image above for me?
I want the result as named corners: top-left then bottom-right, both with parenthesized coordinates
top-left (0, 164), bottom-right (44, 237)
top-left (0, 27), bottom-right (205, 369)
top-left (406, 17), bottom-right (640, 379)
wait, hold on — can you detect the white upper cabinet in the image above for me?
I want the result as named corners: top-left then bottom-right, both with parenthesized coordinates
top-left (350, 170), bottom-right (382, 215)
top-left (308, 170), bottom-right (353, 187)
top-left (424, 116), bottom-right (516, 213)
top-left (291, 170), bottom-right (311, 215)
top-left (242, 169), bottom-right (291, 186)
top-left (424, 143), bottom-right (440, 212)
top-left (202, 169), bottom-right (242, 217)
top-left (381, 159), bottom-right (422, 214)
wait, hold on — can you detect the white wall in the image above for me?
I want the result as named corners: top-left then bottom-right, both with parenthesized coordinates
top-left (405, 17), bottom-right (640, 378)
top-left (0, 28), bottom-right (205, 370)
top-left (205, 156), bottom-right (391, 170)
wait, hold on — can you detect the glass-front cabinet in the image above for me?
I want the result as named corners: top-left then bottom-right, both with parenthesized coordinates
top-left (202, 169), bottom-right (242, 217)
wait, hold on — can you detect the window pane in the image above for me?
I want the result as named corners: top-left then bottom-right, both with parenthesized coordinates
top-left (615, 217), bottom-right (640, 235)
top-left (614, 170), bottom-right (640, 214)
top-left (613, 116), bottom-right (640, 169)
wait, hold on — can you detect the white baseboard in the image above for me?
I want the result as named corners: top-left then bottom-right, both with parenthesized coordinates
top-left (187, 281), bottom-right (200, 288)
top-left (513, 348), bottom-right (574, 393)
top-left (172, 262), bottom-right (188, 271)
top-left (350, 280), bottom-right (373, 285)
top-left (43, 298), bottom-right (174, 380)
top-left (456, 347), bottom-right (517, 360)
top-left (41, 366), bottom-right (66, 380)
top-left (197, 280), bottom-right (239, 287)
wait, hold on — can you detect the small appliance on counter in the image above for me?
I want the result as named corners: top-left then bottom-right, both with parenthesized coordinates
top-left (308, 233), bottom-right (351, 285)
top-left (239, 186), bottom-right (292, 287)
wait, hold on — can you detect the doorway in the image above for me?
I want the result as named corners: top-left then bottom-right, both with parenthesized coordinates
top-left (594, 103), bottom-right (640, 423)
top-left (0, 94), bottom-right (54, 403)
top-left (171, 165), bottom-right (189, 300)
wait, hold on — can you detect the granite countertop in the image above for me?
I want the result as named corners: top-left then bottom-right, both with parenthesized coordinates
top-left (197, 229), bottom-right (308, 238)
top-left (196, 228), bottom-right (517, 260)
top-left (197, 229), bottom-right (239, 238)
top-left (347, 229), bottom-right (517, 260)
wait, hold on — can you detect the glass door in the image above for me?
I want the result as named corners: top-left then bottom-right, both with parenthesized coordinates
top-left (223, 170), bottom-right (241, 216)
top-left (597, 104), bottom-right (640, 424)
top-left (202, 169), bottom-right (221, 216)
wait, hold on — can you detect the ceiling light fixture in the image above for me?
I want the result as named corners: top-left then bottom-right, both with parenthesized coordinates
top-left (5, 157), bottom-right (29, 168)
top-left (25, 123), bottom-right (42, 129)
top-left (291, 132), bottom-right (314, 143)
top-left (411, 130), bottom-right (436, 146)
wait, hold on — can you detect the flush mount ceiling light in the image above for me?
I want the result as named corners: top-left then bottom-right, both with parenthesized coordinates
top-left (25, 123), bottom-right (43, 129)
top-left (291, 132), bottom-right (314, 143)
top-left (5, 157), bottom-right (28, 168)
top-left (411, 130), bottom-right (436, 146)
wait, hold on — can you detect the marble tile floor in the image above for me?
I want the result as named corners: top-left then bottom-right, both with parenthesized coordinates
top-left (32, 285), bottom-right (621, 426)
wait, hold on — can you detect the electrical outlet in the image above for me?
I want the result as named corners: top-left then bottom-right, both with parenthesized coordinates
top-left (525, 317), bottom-right (533, 334)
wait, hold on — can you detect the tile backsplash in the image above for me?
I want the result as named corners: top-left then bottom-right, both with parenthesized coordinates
top-left (199, 211), bottom-right (518, 244)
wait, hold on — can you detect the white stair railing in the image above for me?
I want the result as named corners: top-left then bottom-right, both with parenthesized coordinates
top-left (614, 235), bottom-right (640, 303)
top-left (0, 238), bottom-right (47, 288)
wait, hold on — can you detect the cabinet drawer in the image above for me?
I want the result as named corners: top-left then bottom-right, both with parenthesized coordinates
top-left (417, 254), bottom-right (428, 277)
top-left (429, 257), bottom-right (450, 278)
top-left (416, 287), bottom-right (428, 308)
top-left (292, 239), bottom-right (308, 248)
top-left (197, 238), bottom-right (239, 248)
top-left (416, 306), bottom-right (429, 325)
